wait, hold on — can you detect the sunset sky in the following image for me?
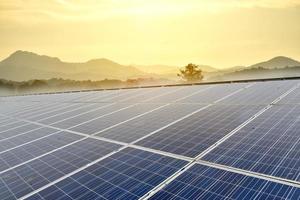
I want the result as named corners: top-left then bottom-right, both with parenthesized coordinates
top-left (1, 0), bottom-right (300, 68)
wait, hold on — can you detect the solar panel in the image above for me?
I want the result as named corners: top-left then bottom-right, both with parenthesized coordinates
top-left (25, 148), bottom-right (188, 200)
top-left (0, 132), bottom-right (83, 172)
top-left (148, 164), bottom-right (300, 200)
top-left (0, 127), bottom-right (57, 152)
top-left (136, 104), bottom-right (263, 157)
top-left (95, 104), bottom-right (205, 143)
top-left (0, 79), bottom-right (299, 200)
top-left (71, 103), bottom-right (165, 135)
top-left (202, 104), bottom-right (300, 182)
top-left (0, 138), bottom-right (121, 200)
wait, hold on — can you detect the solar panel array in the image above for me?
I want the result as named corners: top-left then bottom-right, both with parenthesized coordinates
top-left (0, 79), bottom-right (300, 200)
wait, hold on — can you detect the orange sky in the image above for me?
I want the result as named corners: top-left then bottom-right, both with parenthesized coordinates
top-left (1, 0), bottom-right (300, 68)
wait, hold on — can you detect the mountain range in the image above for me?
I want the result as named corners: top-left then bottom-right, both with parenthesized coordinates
top-left (0, 50), bottom-right (300, 81)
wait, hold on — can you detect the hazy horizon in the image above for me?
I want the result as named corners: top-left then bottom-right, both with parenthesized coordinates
top-left (1, 0), bottom-right (300, 68)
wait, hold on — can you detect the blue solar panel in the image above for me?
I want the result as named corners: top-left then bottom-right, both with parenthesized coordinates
top-left (174, 83), bottom-right (247, 104)
top-left (1, 80), bottom-right (299, 200)
top-left (51, 103), bottom-right (131, 129)
top-left (277, 87), bottom-right (300, 104)
top-left (96, 104), bottom-right (205, 143)
top-left (25, 148), bottom-right (188, 200)
top-left (136, 104), bottom-right (263, 157)
top-left (149, 164), bottom-right (300, 200)
top-left (38, 103), bottom-right (103, 125)
top-left (203, 104), bottom-right (300, 182)
top-left (0, 121), bottom-right (29, 133)
top-left (219, 80), bottom-right (298, 105)
top-left (0, 132), bottom-right (83, 172)
top-left (0, 123), bottom-right (42, 140)
top-left (0, 127), bottom-right (57, 152)
top-left (0, 138), bottom-right (121, 200)
top-left (71, 103), bottom-right (164, 135)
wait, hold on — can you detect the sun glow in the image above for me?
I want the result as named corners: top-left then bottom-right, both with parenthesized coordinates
top-left (0, 0), bottom-right (300, 67)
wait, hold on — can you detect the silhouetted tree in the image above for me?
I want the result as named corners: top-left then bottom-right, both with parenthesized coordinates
top-left (178, 63), bottom-right (203, 82)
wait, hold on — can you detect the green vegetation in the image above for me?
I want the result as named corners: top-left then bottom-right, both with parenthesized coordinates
top-left (178, 63), bottom-right (204, 82)
top-left (0, 78), bottom-right (170, 96)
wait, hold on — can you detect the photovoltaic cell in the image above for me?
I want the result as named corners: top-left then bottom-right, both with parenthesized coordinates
top-left (136, 104), bottom-right (263, 157)
top-left (0, 121), bottom-right (28, 133)
top-left (218, 80), bottom-right (297, 105)
top-left (27, 103), bottom-right (85, 121)
top-left (0, 131), bottom-right (83, 172)
top-left (96, 104), bottom-right (205, 143)
top-left (203, 104), bottom-right (300, 182)
top-left (145, 85), bottom-right (209, 103)
top-left (277, 87), bottom-right (300, 104)
top-left (0, 123), bottom-right (41, 140)
top-left (149, 164), bottom-right (300, 200)
top-left (0, 138), bottom-right (121, 200)
top-left (51, 103), bottom-right (130, 129)
top-left (174, 83), bottom-right (247, 104)
top-left (26, 148), bottom-right (188, 200)
top-left (71, 103), bottom-right (164, 135)
top-left (0, 127), bottom-right (58, 152)
top-left (38, 103), bottom-right (103, 125)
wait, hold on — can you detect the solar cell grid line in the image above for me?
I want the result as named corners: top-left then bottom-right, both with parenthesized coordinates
top-left (16, 102), bottom-right (77, 119)
top-left (136, 81), bottom-right (299, 159)
top-left (99, 87), bottom-right (159, 103)
top-left (0, 102), bottom-right (34, 114)
top-left (136, 104), bottom-right (264, 158)
top-left (218, 80), bottom-right (298, 105)
top-left (37, 87), bottom-right (162, 125)
top-left (277, 86), bottom-right (300, 104)
top-left (174, 82), bottom-right (249, 104)
top-left (0, 131), bottom-right (83, 173)
top-left (131, 85), bottom-right (213, 103)
top-left (0, 138), bottom-right (122, 200)
top-left (0, 127), bottom-right (59, 154)
top-left (0, 102), bottom-right (42, 115)
top-left (0, 118), bottom-right (24, 129)
top-left (67, 89), bottom-right (120, 103)
top-left (9, 102), bottom-right (70, 118)
top-left (23, 148), bottom-right (188, 200)
top-left (71, 103), bottom-right (167, 135)
top-left (94, 87), bottom-right (216, 142)
top-left (95, 104), bottom-right (207, 143)
top-left (37, 103), bottom-right (104, 125)
top-left (28, 90), bottom-right (152, 128)
top-left (0, 118), bottom-right (14, 126)
top-left (0, 125), bottom-right (49, 143)
top-left (202, 104), bottom-right (300, 182)
top-left (48, 86), bottom-right (171, 128)
top-left (139, 82), bottom-right (300, 199)
top-left (5, 102), bottom-right (62, 115)
top-left (25, 103), bottom-right (88, 121)
top-left (69, 86), bottom-right (216, 135)
top-left (57, 89), bottom-right (131, 104)
top-left (4, 102), bottom-right (54, 116)
top-left (117, 86), bottom-right (184, 103)
top-left (51, 86), bottom-right (191, 130)
top-left (147, 163), bottom-right (300, 200)
top-left (0, 123), bottom-right (40, 138)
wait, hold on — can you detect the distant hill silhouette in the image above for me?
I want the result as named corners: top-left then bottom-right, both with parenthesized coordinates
top-left (248, 56), bottom-right (300, 69)
top-left (0, 50), bottom-right (149, 81)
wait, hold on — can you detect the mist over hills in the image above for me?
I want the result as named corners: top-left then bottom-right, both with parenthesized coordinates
top-left (248, 56), bottom-right (300, 69)
top-left (0, 50), bottom-right (300, 82)
top-left (0, 50), bottom-right (148, 81)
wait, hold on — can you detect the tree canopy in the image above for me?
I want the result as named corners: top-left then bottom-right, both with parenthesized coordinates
top-left (178, 63), bottom-right (203, 82)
